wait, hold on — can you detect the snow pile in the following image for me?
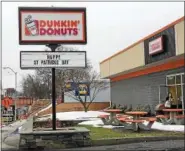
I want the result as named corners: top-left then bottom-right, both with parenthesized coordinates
top-left (8, 120), bottom-right (26, 127)
top-left (36, 115), bottom-right (51, 121)
top-left (143, 121), bottom-right (184, 132)
top-left (102, 125), bottom-right (125, 129)
top-left (80, 120), bottom-right (184, 132)
top-left (78, 119), bottom-right (104, 126)
top-left (38, 111), bottom-right (109, 121)
top-left (37, 111), bottom-right (184, 132)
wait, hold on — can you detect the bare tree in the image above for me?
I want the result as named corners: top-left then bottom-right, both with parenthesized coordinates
top-left (21, 73), bottom-right (50, 99)
top-left (35, 69), bottom-right (52, 98)
top-left (65, 68), bottom-right (109, 112)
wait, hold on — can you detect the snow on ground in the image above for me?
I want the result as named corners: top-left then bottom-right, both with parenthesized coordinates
top-left (38, 111), bottom-right (184, 132)
top-left (78, 119), bottom-right (104, 126)
top-left (7, 120), bottom-right (27, 127)
top-left (102, 125), bottom-right (125, 129)
top-left (37, 111), bottom-right (109, 121)
top-left (142, 121), bottom-right (184, 132)
top-left (80, 119), bottom-right (184, 132)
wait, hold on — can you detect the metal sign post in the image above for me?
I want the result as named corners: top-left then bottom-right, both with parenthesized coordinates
top-left (46, 44), bottom-right (59, 130)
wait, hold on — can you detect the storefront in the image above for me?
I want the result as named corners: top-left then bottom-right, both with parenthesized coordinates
top-left (100, 17), bottom-right (184, 113)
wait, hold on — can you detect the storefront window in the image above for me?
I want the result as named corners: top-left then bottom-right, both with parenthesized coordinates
top-left (167, 76), bottom-right (175, 85)
top-left (176, 75), bottom-right (181, 84)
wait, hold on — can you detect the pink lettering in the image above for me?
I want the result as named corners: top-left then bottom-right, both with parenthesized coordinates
top-left (39, 28), bottom-right (46, 35)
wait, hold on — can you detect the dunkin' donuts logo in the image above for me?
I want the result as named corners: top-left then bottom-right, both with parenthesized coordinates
top-left (24, 15), bottom-right (80, 36)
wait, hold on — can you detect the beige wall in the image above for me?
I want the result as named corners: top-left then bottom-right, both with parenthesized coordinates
top-left (175, 20), bottom-right (184, 55)
top-left (109, 42), bottom-right (145, 75)
top-left (100, 42), bottom-right (145, 78)
top-left (100, 60), bottom-right (110, 78)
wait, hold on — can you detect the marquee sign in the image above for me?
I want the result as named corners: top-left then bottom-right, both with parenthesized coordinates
top-left (20, 51), bottom-right (87, 69)
top-left (18, 7), bottom-right (87, 45)
top-left (149, 36), bottom-right (164, 55)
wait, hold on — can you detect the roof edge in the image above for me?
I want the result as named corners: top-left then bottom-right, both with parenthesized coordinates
top-left (106, 54), bottom-right (184, 79)
top-left (100, 16), bottom-right (184, 64)
top-left (111, 57), bottom-right (184, 82)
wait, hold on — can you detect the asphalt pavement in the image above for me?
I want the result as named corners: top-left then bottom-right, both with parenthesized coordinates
top-left (1, 140), bottom-right (185, 151)
top-left (68, 140), bottom-right (185, 150)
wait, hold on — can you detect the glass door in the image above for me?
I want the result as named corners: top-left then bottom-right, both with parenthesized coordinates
top-left (166, 73), bottom-right (184, 109)
top-left (166, 75), bottom-right (177, 106)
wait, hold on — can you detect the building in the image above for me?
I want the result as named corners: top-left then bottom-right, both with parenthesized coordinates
top-left (100, 17), bottom-right (184, 113)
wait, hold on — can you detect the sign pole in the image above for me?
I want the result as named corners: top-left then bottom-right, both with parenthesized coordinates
top-left (52, 67), bottom-right (56, 130)
top-left (47, 44), bottom-right (60, 130)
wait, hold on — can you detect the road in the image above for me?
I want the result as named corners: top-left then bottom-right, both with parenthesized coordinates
top-left (68, 140), bottom-right (185, 150)
top-left (1, 140), bottom-right (185, 151)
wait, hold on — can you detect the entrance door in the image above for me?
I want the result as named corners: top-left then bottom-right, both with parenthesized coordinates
top-left (166, 75), bottom-right (177, 106)
top-left (168, 85), bottom-right (177, 105)
top-left (166, 73), bottom-right (184, 109)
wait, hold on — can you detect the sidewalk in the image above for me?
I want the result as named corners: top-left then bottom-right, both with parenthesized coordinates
top-left (2, 120), bottom-right (27, 150)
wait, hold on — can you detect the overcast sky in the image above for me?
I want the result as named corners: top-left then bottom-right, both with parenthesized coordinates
top-left (2, 2), bottom-right (184, 90)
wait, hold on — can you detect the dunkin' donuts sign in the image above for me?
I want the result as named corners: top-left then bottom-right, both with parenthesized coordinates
top-left (18, 7), bottom-right (87, 45)
top-left (149, 36), bottom-right (164, 55)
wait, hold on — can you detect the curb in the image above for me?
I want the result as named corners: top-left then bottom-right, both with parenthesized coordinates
top-left (91, 136), bottom-right (185, 146)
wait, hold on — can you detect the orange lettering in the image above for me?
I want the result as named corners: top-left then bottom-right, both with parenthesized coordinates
top-left (71, 20), bottom-right (79, 28)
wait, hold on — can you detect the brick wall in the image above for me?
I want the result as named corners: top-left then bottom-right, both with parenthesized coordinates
top-left (38, 102), bottom-right (110, 116)
top-left (16, 99), bottom-right (50, 107)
